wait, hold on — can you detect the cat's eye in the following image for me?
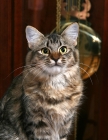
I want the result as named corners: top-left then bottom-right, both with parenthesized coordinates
top-left (59, 46), bottom-right (67, 55)
top-left (40, 48), bottom-right (50, 56)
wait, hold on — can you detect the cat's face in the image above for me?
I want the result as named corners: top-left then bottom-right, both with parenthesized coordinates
top-left (25, 23), bottom-right (79, 76)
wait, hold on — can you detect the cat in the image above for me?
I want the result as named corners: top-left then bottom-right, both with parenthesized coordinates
top-left (0, 22), bottom-right (83, 140)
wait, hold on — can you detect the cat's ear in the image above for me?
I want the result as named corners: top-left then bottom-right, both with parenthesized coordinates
top-left (26, 26), bottom-right (44, 49)
top-left (61, 23), bottom-right (79, 46)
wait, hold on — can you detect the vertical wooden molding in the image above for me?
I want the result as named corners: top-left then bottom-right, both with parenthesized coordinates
top-left (88, 0), bottom-right (108, 139)
top-left (13, 0), bottom-right (24, 77)
top-left (99, 0), bottom-right (108, 139)
top-left (0, 1), bottom-right (13, 98)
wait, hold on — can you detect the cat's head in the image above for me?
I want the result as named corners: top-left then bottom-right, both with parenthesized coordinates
top-left (25, 23), bottom-right (79, 77)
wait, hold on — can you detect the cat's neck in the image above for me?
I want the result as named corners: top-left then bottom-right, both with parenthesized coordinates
top-left (23, 64), bottom-right (79, 87)
top-left (23, 64), bottom-right (82, 100)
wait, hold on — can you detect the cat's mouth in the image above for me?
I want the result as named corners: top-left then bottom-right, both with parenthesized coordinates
top-left (49, 62), bottom-right (63, 67)
top-left (45, 65), bottom-right (63, 75)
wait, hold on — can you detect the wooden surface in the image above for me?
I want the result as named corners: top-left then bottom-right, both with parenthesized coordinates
top-left (13, 0), bottom-right (24, 77)
top-left (89, 0), bottom-right (108, 139)
top-left (0, 1), bottom-right (12, 97)
top-left (99, 1), bottom-right (108, 139)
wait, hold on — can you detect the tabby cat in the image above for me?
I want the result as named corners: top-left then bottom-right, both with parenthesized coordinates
top-left (0, 23), bottom-right (83, 140)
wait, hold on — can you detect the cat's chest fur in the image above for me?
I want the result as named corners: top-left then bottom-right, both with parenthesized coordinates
top-left (24, 73), bottom-right (71, 115)
top-left (22, 70), bottom-right (82, 140)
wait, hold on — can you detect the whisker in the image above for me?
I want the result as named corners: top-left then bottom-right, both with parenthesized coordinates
top-left (31, 67), bottom-right (45, 82)
top-left (13, 67), bottom-right (34, 81)
top-left (22, 68), bottom-right (36, 86)
top-left (31, 62), bottom-right (49, 82)
top-left (22, 61), bottom-right (46, 85)
top-left (4, 64), bottom-right (33, 80)
top-left (80, 63), bottom-right (91, 69)
top-left (79, 66), bottom-right (93, 85)
top-left (80, 63), bottom-right (99, 83)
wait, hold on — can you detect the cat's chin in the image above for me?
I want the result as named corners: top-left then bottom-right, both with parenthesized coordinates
top-left (46, 66), bottom-right (62, 76)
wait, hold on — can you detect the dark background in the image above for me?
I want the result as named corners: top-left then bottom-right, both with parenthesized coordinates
top-left (0, 0), bottom-right (108, 139)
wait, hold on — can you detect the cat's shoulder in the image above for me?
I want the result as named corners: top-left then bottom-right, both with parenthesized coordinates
top-left (0, 75), bottom-right (23, 104)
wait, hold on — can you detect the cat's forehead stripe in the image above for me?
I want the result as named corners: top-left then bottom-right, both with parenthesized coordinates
top-left (47, 34), bottom-right (62, 46)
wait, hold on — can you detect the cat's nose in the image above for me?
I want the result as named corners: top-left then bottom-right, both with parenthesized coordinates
top-left (52, 58), bottom-right (58, 63)
top-left (50, 53), bottom-right (60, 63)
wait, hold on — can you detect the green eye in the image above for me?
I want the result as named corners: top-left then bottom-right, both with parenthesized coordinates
top-left (59, 46), bottom-right (67, 55)
top-left (41, 48), bottom-right (50, 55)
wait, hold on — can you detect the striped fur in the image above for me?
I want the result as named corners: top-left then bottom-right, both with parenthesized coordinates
top-left (0, 23), bottom-right (83, 140)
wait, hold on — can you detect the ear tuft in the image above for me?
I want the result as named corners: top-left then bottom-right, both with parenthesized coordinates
top-left (61, 23), bottom-right (79, 46)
